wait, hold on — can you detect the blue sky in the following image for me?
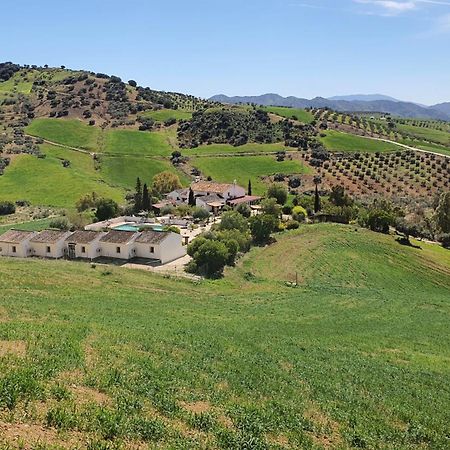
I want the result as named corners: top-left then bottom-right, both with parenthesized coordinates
top-left (3, 0), bottom-right (450, 104)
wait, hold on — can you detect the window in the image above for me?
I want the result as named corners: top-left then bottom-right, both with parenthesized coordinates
top-left (150, 246), bottom-right (155, 253)
top-left (12, 246), bottom-right (16, 253)
top-left (116, 246), bottom-right (121, 254)
top-left (46, 246), bottom-right (51, 253)
top-left (81, 246), bottom-right (86, 253)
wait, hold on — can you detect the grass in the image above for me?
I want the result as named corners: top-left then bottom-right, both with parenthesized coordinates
top-left (0, 218), bottom-right (55, 235)
top-left (141, 108), bottom-right (193, 122)
top-left (320, 130), bottom-right (401, 153)
top-left (26, 119), bottom-right (100, 151)
top-left (192, 155), bottom-right (311, 195)
top-left (104, 129), bottom-right (172, 156)
top-left (261, 106), bottom-right (315, 124)
top-left (100, 156), bottom-right (190, 189)
top-left (0, 223), bottom-right (449, 449)
top-left (188, 142), bottom-right (292, 156)
top-left (0, 145), bottom-right (123, 207)
top-left (396, 123), bottom-right (450, 146)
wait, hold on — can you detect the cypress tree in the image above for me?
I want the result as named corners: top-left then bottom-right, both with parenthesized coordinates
top-left (188, 187), bottom-right (195, 206)
top-left (314, 184), bottom-right (321, 213)
top-left (142, 183), bottom-right (151, 211)
top-left (248, 179), bottom-right (252, 196)
top-left (134, 177), bottom-right (142, 213)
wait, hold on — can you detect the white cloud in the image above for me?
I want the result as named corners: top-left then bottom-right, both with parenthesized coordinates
top-left (354, 0), bottom-right (450, 15)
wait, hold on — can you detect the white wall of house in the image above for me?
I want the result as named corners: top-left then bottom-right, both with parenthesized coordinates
top-left (69, 241), bottom-right (103, 259)
top-left (134, 233), bottom-right (186, 263)
top-left (100, 242), bottom-right (136, 260)
top-left (195, 197), bottom-right (213, 212)
top-left (31, 238), bottom-right (70, 259)
top-left (0, 240), bottom-right (33, 258)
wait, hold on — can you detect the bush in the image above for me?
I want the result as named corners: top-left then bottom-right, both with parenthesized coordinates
top-left (292, 206), bottom-right (307, 222)
top-left (95, 198), bottom-right (119, 221)
top-left (437, 233), bottom-right (450, 249)
top-left (187, 239), bottom-right (229, 277)
top-left (49, 217), bottom-right (71, 230)
top-left (282, 205), bottom-right (292, 215)
top-left (192, 207), bottom-right (210, 221)
top-left (285, 220), bottom-right (300, 230)
top-left (235, 203), bottom-right (251, 218)
top-left (0, 201), bottom-right (15, 215)
top-left (249, 214), bottom-right (278, 244)
top-left (267, 183), bottom-right (288, 204)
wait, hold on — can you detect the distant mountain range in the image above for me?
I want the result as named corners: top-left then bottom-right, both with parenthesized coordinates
top-left (209, 93), bottom-right (450, 121)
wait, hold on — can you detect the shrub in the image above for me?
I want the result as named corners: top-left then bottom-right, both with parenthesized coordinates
top-left (437, 233), bottom-right (450, 249)
top-left (249, 214), bottom-right (278, 244)
top-left (267, 183), bottom-right (288, 205)
top-left (282, 205), bottom-right (292, 215)
top-left (192, 207), bottom-right (210, 221)
top-left (219, 211), bottom-right (249, 232)
top-left (292, 206), bottom-right (307, 222)
top-left (95, 198), bottom-right (119, 221)
top-left (49, 217), bottom-right (71, 230)
top-left (285, 220), bottom-right (300, 230)
top-left (187, 239), bottom-right (229, 277)
top-left (0, 201), bottom-right (15, 215)
top-left (235, 202), bottom-right (251, 218)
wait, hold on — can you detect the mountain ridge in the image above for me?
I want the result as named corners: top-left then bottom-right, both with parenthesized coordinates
top-left (209, 93), bottom-right (450, 121)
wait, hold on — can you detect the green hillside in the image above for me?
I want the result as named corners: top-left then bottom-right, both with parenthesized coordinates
top-left (141, 108), bottom-right (193, 122)
top-left (320, 130), bottom-right (401, 152)
top-left (104, 129), bottom-right (172, 156)
top-left (262, 106), bottom-right (315, 124)
top-left (0, 224), bottom-right (448, 449)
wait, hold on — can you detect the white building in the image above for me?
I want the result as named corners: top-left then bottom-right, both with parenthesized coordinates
top-left (98, 230), bottom-right (139, 260)
top-left (134, 230), bottom-right (186, 263)
top-left (65, 230), bottom-right (105, 260)
top-left (29, 230), bottom-right (73, 258)
top-left (190, 181), bottom-right (246, 201)
top-left (0, 230), bottom-right (37, 258)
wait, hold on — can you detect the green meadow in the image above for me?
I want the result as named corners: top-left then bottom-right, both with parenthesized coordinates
top-left (100, 155), bottom-right (189, 189)
top-left (320, 130), bottom-right (401, 153)
top-left (188, 142), bottom-right (292, 156)
top-left (262, 106), bottom-right (315, 124)
top-left (104, 129), bottom-right (172, 156)
top-left (192, 155), bottom-right (311, 195)
top-left (0, 218), bottom-right (55, 235)
top-left (0, 224), bottom-right (449, 449)
top-left (0, 145), bottom-right (123, 207)
top-left (396, 123), bottom-right (450, 146)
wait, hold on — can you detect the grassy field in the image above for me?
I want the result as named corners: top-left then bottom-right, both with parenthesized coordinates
top-left (188, 142), bottom-right (292, 156)
top-left (320, 130), bottom-right (401, 153)
top-left (0, 218), bottom-right (55, 235)
top-left (396, 123), bottom-right (450, 146)
top-left (0, 224), bottom-right (449, 449)
top-left (192, 156), bottom-right (311, 195)
top-left (262, 106), bottom-right (315, 124)
top-left (26, 119), bottom-right (100, 151)
top-left (141, 108), bottom-right (193, 122)
top-left (104, 129), bottom-right (172, 156)
top-left (100, 156), bottom-right (189, 189)
top-left (0, 145), bottom-right (123, 207)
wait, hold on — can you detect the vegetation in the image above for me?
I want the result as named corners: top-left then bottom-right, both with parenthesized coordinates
top-left (320, 130), bottom-right (400, 153)
top-left (262, 106), bottom-right (315, 123)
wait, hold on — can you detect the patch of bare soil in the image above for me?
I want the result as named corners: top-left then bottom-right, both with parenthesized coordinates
top-left (0, 340), bottom-right (27, 357)
top-left (0, 306), bottom-right (9, 323)
top-left (304, 402), bottom-right (343, 449)
top-left (180, 400), bottom-right (212, 414)
top-left (70, 385), bottom-right (111, 407)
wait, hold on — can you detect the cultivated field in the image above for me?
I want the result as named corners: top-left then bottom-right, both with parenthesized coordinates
top-left (0, 224), bottom-right (449, 449)
top-left (262, 106), bottom-right (315, 124)
top-left (319, 131), bottom-right (400, 153)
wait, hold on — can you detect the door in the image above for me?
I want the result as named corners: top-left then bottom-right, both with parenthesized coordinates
top-left (68, 243), bottom-right (76, 259)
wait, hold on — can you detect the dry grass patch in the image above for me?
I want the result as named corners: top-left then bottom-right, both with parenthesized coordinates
top-left (0, 340), bottom-right (27, 357)
top-left (304, 402), bottom-right (343, 449)
top-left (179, 400), bottom-right (212, 414)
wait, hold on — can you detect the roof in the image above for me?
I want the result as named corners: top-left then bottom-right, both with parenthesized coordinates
top-left (207, 201), bottom-right (225, 207)
top-left (198, 193), bottom-right (224, 204)
top-left (30, 230), bottom-right (71, 244)
top-left (227, 195), bottom-right (262, 206)
top-left (66, 230), bottom-right (103, 244)
top-left (135, 230), bottom-right (170, 245)
top-left (191, 181), bottom-right (237, 194)
top-left (99, 230), bottom-right (138, 244)
top-left (0, 229), bottom-right (36, 243)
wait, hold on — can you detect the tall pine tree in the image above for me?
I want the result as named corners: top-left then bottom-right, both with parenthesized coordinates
top-left (134, 177), bottom-right (142, 213)
top-left (248, 179), bottom-right (252, 196)
top-left (142, 183), bottom-right (151, 211)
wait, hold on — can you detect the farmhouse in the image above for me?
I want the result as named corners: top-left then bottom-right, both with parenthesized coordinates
top-left (99, 230), bottom-right (139, 260)
top-left (134, 230), bottom-right (186, 263)
top-left (29, 230), bottom-right (72, 258)
top-left (0, 230), bottom-right (36, 258)
top-left (191, 181), bottom-right (246, 201)
top-left (66, 230), bottom-right (105, 260)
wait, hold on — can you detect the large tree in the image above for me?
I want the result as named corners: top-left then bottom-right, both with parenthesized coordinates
top-left (152, 171), bottom-right (182, 195)
top-left (134, 177), bottom-right (142, 213)
top-left (435, 191), bottom-right (450, 233)
top-left (142, 183), bottom-right (151, 211)
top-left (267, 183), bottom-right (287, 205)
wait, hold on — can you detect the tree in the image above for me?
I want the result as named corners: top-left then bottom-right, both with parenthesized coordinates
top-left (219, 211), bottom-right (249, 232)
top-left (435, 191), bottom-right (450, 233)
top-left (0, 201), bottom-right (16, 216)
top-left (187, 239), bottom-right (229, 278)
top-left (49, 217), bottom-right (71, 230)
top-left (96, 198), bottom-right (119, 221)
top-left (142, 183), bottom-right (151, 211)
top-left (192, 207), bottom-right (210, 220)
top-left (260, 198), bottom-right (281, 218)
top-left (292, 206), bottom-right (307, 222)
top-left (314, 184), bottom-right (321, 213)
top-left (128, 80), bottom-right (137, 87)
top-left (249, 214), bottom-right (278, 244)
top-left (134, 177), bottom-right (142, 213)
top-left (152, 171), bottom-right (182, 195)
top-left (366, 210), bottom-right (394, 234)
top-left (267, 183), bottom-right (288, 205)
top-left (188, 188), bottom-right (196, 206)
top-left (248, 179), bottom-right (252, 196)
top-left (329, 185), bottom-right (353, 207)
top-left (235, 202), bottom-right (251, 218)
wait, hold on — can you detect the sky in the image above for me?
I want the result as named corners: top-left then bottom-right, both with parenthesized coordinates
top-left (3, 0), bottom-right (450, 105)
